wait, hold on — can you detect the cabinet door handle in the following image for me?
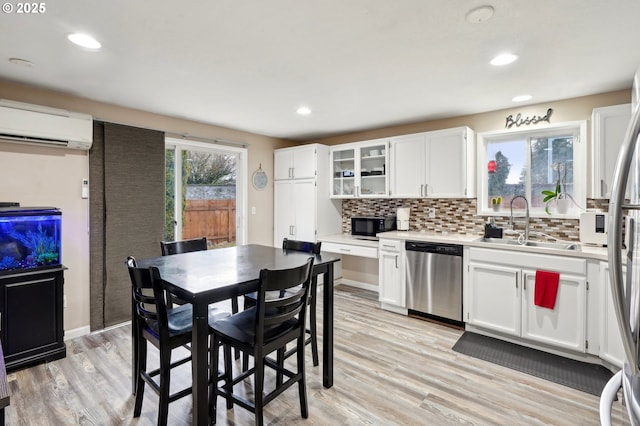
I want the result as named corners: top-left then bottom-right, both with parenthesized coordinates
top-left (420, 184), bottom-right (424, 197)
top-left (425, 183), bottom-right (429, 196)
top-left (601, 179), bottom-right (605, 197)
top-left (339, 248), bottom-right (351, 252)
top-left (515, 275), bottom-right (518, 289)
top-left (523, 273), bottom-right (527, 291)
top-left (395, 255), bottom-right (398, 269)
top-left (382, 244), bottom-right (395, 249)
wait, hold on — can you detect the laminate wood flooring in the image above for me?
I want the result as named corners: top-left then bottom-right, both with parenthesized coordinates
top-left (4, 285), bottom-right (631, 425)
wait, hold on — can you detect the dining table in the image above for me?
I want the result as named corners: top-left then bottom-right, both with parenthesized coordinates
top-left (136, 244), bottom-right (340, 426)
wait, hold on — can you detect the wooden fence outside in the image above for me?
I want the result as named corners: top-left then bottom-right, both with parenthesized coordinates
top-left (182, 199), bottom-right (236, 246)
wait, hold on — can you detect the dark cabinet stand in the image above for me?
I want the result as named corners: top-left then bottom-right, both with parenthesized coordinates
top-left (0, 267), bottom-right (66, 371)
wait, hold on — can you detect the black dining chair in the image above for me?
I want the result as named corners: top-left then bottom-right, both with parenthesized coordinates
top-left (160, 236), bottom-right (240, 316)
top-left (209, 257), bottom-right (314, 426)
top-left (127, 256), bottom-right (231, 426)
top-left (242, 238), bottom-right (321, 370)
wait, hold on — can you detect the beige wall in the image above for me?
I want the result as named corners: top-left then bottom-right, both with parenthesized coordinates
top-left (310, 90), bottom-right (631, 145)
top-left (0, 78), bottom-right (290, 333)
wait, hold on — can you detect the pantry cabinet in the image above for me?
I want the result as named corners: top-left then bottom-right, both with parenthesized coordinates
top-left (591, 103), bottom-right (632, 199)
top-left (378, 239), bottom-right (406, 311)
top-left (466, 248), bottom-right (587, 353)
top-left (390, 127), bottom-right (475, 198)
top-left (273, 144), bottom-right (341, 246)
top-left (274, 144), bottom-right (317, 181)
top-left (330, 139), bottom-right (389, 198)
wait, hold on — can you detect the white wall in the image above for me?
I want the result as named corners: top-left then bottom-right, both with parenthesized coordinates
top-left (0, 142), bottom-right (90, 334)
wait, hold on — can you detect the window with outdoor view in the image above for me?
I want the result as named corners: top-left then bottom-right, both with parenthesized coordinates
top-left (478, 121), bottom-right (586, 217)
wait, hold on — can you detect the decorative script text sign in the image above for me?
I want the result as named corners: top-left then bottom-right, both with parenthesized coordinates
top-left (505, 108), bottom-right (553, 128)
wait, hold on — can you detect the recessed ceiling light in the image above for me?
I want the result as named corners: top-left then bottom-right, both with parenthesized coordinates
top-left (512, 95), bottom-right (533, 102)
top-left (490, 53), bottom-right (518, 66)
top-left (67, 33), bottom-right (101, 49)
top-left (8, 58), bottom-right (33, 67)
top-left (466, 5), bottom-right (495, 23)
top-left (296, 106), bottom-right (312, 115)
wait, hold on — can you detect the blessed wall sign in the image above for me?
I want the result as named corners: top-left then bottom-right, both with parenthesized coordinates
top-left (505, 108), bottom-right (553, 128)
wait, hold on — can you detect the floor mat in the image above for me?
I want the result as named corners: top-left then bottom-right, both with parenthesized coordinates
top-left (452, 332), bottom-right (613, 396)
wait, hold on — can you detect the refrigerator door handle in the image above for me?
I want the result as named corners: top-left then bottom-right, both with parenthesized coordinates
top-left (609, 98), bottom-right (640, 374)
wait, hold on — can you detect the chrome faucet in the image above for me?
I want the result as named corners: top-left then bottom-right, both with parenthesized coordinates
top-left (510, 195), bottom-right (530, 241)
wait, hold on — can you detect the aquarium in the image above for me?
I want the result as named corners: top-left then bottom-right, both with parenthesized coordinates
top-left (0, 207), bottom-right (61, 274)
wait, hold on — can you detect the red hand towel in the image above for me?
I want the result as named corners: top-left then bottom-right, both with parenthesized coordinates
top-left (534, 270), bottom-right (560, 309)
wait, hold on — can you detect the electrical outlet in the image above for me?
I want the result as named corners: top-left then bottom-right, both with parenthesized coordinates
top-left (427, 207), bottom-right (436, 218)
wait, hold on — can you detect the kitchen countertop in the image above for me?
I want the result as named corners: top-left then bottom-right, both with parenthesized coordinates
top-left (319, 231), bottom-right (610, 261)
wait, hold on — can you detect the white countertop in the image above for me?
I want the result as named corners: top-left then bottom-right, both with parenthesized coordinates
top-left (319, 231), bottom-right (610, 261)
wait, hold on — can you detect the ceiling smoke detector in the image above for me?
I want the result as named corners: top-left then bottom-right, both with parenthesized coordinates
top-left (466, 5), bottom-right (495, 23)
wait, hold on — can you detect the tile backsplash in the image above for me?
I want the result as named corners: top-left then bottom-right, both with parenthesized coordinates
top-left (342, 198), bottom-right (609, 242)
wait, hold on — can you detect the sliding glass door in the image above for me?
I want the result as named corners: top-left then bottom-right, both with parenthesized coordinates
top-left (165, 138), bottom-right (247, 247)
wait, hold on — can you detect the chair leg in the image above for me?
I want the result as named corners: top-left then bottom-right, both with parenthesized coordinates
top-left (133, 339), bottom-right (147, 417)
top-left (242, 352), bottom-right (250, 372)
top-left (209, 335), bottom-right (219, 424)
top-left (254, 354), bottom-right (265, 426)
top-left (276, 348), bottom-right (285, 388)
top-left (297, 336), bottom-right (309, 419)
top-left (157, 347), bottom-right (171, 426)
top-left (223, 343), bottom-right (233, 410)
top-left (232, 297), bottom-right (240, 360)
top-left (309, 280), bottom-right (319, 367)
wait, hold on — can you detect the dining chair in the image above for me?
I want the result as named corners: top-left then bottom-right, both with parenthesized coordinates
top-left (127, 256), bottom-right (231, 426)
top-left (160, 237), bottom-right (240, 316)
top-left (209, 257), bottom-right (314, 426)
top-left (242, 238), bottom-right (321, 370)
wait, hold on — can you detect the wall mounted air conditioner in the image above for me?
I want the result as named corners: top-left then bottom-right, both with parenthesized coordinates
top-left (0, 100), bottom-right (93, 150)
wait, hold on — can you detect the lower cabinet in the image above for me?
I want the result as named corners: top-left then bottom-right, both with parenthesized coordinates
top-left (600, 262), bottom-right (626, 367)
top-left (378, 239), bottom-right (405, 309)
top-left (466, 248), bottom-right (587, 353)
top-left (0, 268), bottom-right (66, 371)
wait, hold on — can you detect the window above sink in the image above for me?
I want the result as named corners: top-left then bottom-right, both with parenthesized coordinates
top-left (477, 121), bottom-right (587, 218)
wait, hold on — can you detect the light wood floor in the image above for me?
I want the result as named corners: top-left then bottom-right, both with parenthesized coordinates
top-left (5, 285), bottom-right (631, 425)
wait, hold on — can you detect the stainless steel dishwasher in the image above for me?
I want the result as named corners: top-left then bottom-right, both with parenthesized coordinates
top-left (405, 241), bottom-right (463, 325)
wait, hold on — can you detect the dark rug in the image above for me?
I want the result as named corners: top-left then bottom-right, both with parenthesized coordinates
top-left (452, 332), bottom-right (613, 396)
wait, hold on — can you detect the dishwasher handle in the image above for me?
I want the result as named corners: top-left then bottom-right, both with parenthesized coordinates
top-left (405, 241), bottom-right (463, 256)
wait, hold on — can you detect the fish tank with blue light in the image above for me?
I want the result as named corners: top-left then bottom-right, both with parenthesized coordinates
top-left (0, 206), bottom-right (61, 274)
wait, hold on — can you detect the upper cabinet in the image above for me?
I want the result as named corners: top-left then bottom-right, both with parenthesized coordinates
top-left (330, 139), bottom-right (389, 198)
top-left (274, 144), bottom-right (317, 180)
top-left (591, 104), bottom-right (632, 199)
top-left (389, 127), bottom-right (475, 198)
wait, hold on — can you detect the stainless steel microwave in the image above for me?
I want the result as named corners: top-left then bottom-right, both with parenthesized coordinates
top-left (351, 216), bottom-right (396, 239)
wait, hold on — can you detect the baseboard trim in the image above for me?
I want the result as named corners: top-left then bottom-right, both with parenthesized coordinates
top-left (339, 278), bottom-right (378, 293)
top-left (64, 326), bottom-right (91, 340)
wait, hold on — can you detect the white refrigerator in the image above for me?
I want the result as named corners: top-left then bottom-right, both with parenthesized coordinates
top-left (602, 66), bottom-right (640, 425)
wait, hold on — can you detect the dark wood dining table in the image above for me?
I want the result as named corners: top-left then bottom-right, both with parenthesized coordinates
top-left (137, 244), bottom-right (340, 426)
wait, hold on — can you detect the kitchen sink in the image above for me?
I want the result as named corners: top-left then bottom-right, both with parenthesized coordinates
top-left (475, 237), bottom-right (581, 251)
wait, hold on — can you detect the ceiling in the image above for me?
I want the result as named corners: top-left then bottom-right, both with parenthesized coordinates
top-left (1, 0), bottom-right (639, 141)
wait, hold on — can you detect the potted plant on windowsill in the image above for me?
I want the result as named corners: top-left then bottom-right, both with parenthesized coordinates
top-left (491, 196), bottom-right (502, 212)
top-left (542, 162), bottom-right (570, 214)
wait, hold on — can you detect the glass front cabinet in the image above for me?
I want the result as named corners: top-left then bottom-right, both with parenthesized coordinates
top-left (330, 139), bottom-right (389, 198)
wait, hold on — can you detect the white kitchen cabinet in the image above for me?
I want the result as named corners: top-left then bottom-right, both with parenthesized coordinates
top-left (330, 139), bottom-right (389, 198)
top-left (600, 262), bottom-right (626, 367)
top-left (274, 144), bottom-right (317, 180)
top-left (273, 144), bottom-right (341, 247)
top-left (591, 104), bottom-right (632, 198)
top-left (521, 269), bottom-right (586, 352)
top-left (378, 239), bottom-right (406, 310)
top-left (390, 126), bottom-right (475, 198)
top-left (466, 248), bottom-right (588, 353)
top-left (467, 262), bottom-right (520, 336)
